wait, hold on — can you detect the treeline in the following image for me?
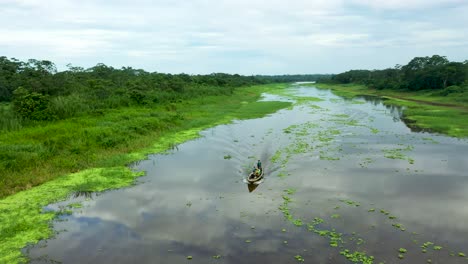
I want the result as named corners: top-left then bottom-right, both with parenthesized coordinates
top-left (1, 57), bottom-right (278, 130)
top-left (320, 55), bottom-right (468, 94)
top-left (257, 74), bottom-right (331, 83)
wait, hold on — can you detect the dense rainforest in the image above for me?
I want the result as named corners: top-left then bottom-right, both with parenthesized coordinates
top-left (319, 55), bottom-right (468, 96)
top-left (0, 56), bottom-right (326, 132)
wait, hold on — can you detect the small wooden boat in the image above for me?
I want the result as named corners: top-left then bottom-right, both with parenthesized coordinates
top-left (247, 169), bottom-right (264, 183)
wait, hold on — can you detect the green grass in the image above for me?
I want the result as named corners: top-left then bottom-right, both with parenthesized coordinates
top-left (0, 83), bottom-right (292, 263)
top-left (0, 103), bottom-right (23, 131)
top-left (315, 83), bottom-right (468, 138)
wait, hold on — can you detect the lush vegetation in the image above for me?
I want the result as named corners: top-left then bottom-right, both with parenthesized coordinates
top-left (314, 83), bottom-right (468, 137)
top-left (0, 56), bottom-right (298, 198)
top-left (0, 57), bottom-right (279, 130)
top-left (0, 81), bottom-right (291, 263)
top-left (314, 55), bottom-right (468, 137)
top-left (319, 55), bottom-right (468, 98)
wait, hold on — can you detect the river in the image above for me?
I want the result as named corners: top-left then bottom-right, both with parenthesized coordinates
top-left (26, 84), bottom-right (468, 263)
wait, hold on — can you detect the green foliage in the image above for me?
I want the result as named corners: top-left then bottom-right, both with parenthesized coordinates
top-left (320, 55), bottom-right (468, 93)
top-left (12, 87), bottom-right (54, 120)
top-left (436, 85), bottom-right (467, 96)
top-left (1, 56), bottom-right (287, 131)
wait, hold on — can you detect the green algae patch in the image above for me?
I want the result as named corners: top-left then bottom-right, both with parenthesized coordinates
top-left (260, 85), bottom-right (324, 106)
top-left (280, 190), bottom-right (376, 263)
top-left (294, 255), bottom-right (305, 262)
top-left (0, 167), bottom-right (143, 263)
top-left (340, 249), bottom-right (375, 264)
top-left (382, 145), bottom-right (414, 164)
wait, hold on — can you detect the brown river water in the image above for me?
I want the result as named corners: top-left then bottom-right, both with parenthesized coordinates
top-left (26, 84), bottom-right (468, 264)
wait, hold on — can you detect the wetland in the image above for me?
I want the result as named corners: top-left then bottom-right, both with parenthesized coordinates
top-left (22, 83), bottom-right (468, 264)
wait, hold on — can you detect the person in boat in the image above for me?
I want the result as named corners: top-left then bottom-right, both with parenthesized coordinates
top-left (257, 160), bottom-right (262, 171)
top-left (255, 168), bottom-right (261, 176)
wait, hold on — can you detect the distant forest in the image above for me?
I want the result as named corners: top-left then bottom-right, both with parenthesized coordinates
top-left (0, 56), bottom-right (324, 124)
top-left (319, 55), bottom-right (468, 95)
top-left (256, 74), bottom-right (331, 83)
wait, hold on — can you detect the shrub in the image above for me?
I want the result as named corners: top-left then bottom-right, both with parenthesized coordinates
top-left (12, 87), bottom-right (55, 120)
top-left (437, 85), bottom-right (466, 96)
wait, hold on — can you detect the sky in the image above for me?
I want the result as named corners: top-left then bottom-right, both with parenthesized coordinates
top-left (1, 0), bottom-right (467, 74)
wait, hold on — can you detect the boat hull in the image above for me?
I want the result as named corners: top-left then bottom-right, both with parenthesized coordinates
top-left (247, 170), bottom-right (264, 183)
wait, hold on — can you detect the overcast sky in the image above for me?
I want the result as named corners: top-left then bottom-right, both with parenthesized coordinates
top-left (1, 0), bottom-right (467, 74)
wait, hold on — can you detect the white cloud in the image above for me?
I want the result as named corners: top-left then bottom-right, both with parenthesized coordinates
top-left (0, 0), bottom-right (467, 73)
top-left (350, 0), bottom-right (467, 10)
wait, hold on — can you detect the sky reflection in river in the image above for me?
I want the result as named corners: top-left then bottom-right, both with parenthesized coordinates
top-left (27, 85), bottom-right (468, 263)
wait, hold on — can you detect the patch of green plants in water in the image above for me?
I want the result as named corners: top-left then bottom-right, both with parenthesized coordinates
top-left (294, 255), bottom-right (305, 262)
top-left (329, 117), bottom-right (363, 127)
top-left (319, 152), bottom-right (340, 161)
top-left (260, 85), bottom-right (324, 107)
top-left (279, 190), bottom-right (376, 263)
top-left (272, 121), bottom-right (346, 175)
top-left (421, 137), bottom-right (439, 144)
top-left (359, 158), bottom-right (374, 168)
top-left (339, 249), bottom-right (375, 264)
top-left (340, 199), bottom-right (361, 207)
top-left (341, 200), bottom-right (468, 262)
top-left (282, 185), bottom-right (468, 264)
top-left (382, 145), bottom-right (415, 164)
top-left (330, 114), bottom-right (381, 137)
top-left (308, 104), bottom-right (322, 110)
top-left (67, 203), bottom-right (83, 209)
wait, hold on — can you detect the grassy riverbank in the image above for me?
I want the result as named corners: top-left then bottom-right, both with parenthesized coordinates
top-left (0, 83), bottom-right (291, 263)
top-left (315, 83), bottom-right (468, 138)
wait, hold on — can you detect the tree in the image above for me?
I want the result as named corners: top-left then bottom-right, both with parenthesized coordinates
top-left (12, 87), bottom-right (53, 120)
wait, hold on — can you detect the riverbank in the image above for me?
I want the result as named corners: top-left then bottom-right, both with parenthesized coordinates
top-left (0, 83), bottom-right (291, 263)
top-left (314, 83), bottom-right (468, 138)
